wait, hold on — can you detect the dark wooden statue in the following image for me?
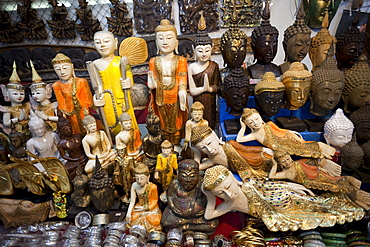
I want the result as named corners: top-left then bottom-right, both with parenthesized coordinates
top-left (16, 0), bottom-right (47, 40)
top-left (220, 0), bottom-right (263, 27)
top-left (0, 10), bottom-right (23, 43)
top-left (47, 0), bottom-right (76, 39)
top-left (75, 0), bottom-right (102, 41)
top-left (107, 0), bottom-right (133, 37)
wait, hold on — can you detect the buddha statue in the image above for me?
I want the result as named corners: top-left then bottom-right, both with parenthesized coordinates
top-left (309, 11), bottom-right (337, 72)
top-left (115, 112), bottom-right (142, 158)
top-left (336, 12), bottom-right (366, 71)
top-left (8, 121), bottom-right (27, 160)
top-left (350, 101), bottom-right (370, 145)
top-left (247, 1), bottom-right (280, 80)
top-left (343, 55), bottom-right (370, 113)
top-left (341, 138), bottom-right (365, 176)
top-left (302, 0), bottom-right (341, 29)
top-left (254, 72), bottom-right (285, 118)
top-left (161, 159), bottom-right (218, 235)
top-left (281, 62), bottom-right (312, 110)
top-left (71, 165), bottom-right (91, 208)
top-left (280, 2), bottom-right (311, 74)
top-left (310, 43), bottom-right (344, 116)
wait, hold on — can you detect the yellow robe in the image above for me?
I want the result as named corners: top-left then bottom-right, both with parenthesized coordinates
top-left (155, 153), bottom-right (178, 190)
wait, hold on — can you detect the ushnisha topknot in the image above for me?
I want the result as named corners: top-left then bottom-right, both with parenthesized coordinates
top-left (251, 1), bottom-right (278, 46)
top-left (203, 165), bottom-right (230, 191)
top-left (343, 54), bottom-right (370, 98)
top-left (119, 112), bottom-right (131, 122)
top-left (155, 19), bottom-right (177, 38)
top-left (161, 139), bottom-right (172, 148)
top-left (283, 2), bottom-right (311, 45)
top-left (193, 12), bottom-right (212, 47)
top-left (349, 101), bottom-right (370, 126)
top-left (254, 72), bottom-right (285, 95)
top-left (324, 108), bottom-right (354, 134)
top-left (281, 62), bottom-right (312, 81)
top-left (310, 11), bottom-right (336, 50)
top-left (82, 115), bottom-right (96, 126)
top-left (191, 101), bottom-right (205, 112)
top-left (190, 125), bottom-right (213, 145)
top-left (51, 53), bottom-right (72, 66)
top-left (134, 163), bottom-right (150, 176)
top-left (336, 10), bottom-right (365, 53)
top-left (241, 108), bottom-right (259, 122)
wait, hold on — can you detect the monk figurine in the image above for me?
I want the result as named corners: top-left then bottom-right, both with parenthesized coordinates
top-left (148, 19), bottom-right (188, 153)
top-left (52, 53), bottom-right (94, 134)
top-left (154, 140), bottom-right (178, 202)
top-left (115, 112), bottom-right (142, 158)
top-left (0, 62), bottom-right (30, 134)
top-left (81, 115), bottom-right (117, 176)
top-left (89, 30), bottom-right (138, 135)
top-left (279, 2), bottom-right (311, 74)
top-left (161, 159), bottom-right (218, 235)
top-left (126, 163), bottom-right (162, 231)
top-left (188, 15), bottom-right (221, 130)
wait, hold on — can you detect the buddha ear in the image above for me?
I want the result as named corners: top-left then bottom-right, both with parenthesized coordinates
top-left (71, 63), bottom-right (76, 78)
top-left (0, 84), bottom-right (9, 102)
top-left (114, 37), bottom-right (119, 51)
top-left (175, 40), bottom-right (179, 55)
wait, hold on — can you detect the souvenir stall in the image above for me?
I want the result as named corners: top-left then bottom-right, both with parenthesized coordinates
top-left (1, 0), bottom-right (370, 246)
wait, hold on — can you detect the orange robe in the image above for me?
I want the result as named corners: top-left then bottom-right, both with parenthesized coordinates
top-left (127, 128), bottom-right (142, 156)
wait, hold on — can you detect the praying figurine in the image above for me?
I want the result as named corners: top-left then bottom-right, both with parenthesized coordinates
top-left (30, 61), bottom-right (58, 132)
top-left (309, 11), bottom-right (336, 72)
top-left (310, 44), bottom-right (344, 116)
top-left (52, 53), bottom-right (94, 134)
top-left (343, 54), bottom-right (370, 113)
top-left (161, 159), bottom-right (218, 235)
top-left (188, 15), bottom-right (221, 130)
top-left (154, 140), bottom-right (178, 202)
top-left (279, 2), bottom-right (311, 74)
top-left (302, 0), bottom-right (341, 29)
top-left (0, 62), bottom-right (30, 134)
top-left (81, 115), bottom-right (117, 176)
top-left (115, 112), bottom-right (142, 158)
top-left (148, 19), bottom-right (188, 152)
top-left (247, 1), bottom-right (280, 80)
top-left (126, 163), bottom-right (162, 231)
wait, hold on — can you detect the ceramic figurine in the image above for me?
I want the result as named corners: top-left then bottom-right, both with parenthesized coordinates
top-left (71, 165), bottom-right (91, 208)
top-left (56, 110), bottom-right (87, 180)
top-left (343, 54), bottom-right (370, 113)
top-left (30, 61), bottom-right (58, 132)
top-left (350, 101), bottom-right (370, 146)
top-left (16, 0), bottom-right (47, 40)
top-left (309, 11), bottom-right (336, 72)
top-left (154, 140), bottom-right (178, 202)
top-left (202, 165), bottom-right (364, 232)
top-left (310, 44), bottom-right (344, 116)
top-left (302, 0), bottom-right (341, 29)
top-left (336, 11), bottom-right (365, 71)
top-left (81, 115), bottom-right (117, 176)
top-left (247, 1), bottom-right (280, 80)
top-left (47, 0), bottom-right (76, 39)
top-left (237, 108), bottom-right (336, 160)
top-left (115, 112), bottom-right (142, 158)
top-left (148, 19), bottom-right (188, 151)
top-left (254, 72), bottom-right (285, 118)
top-left (52, 53), bottom-right (94, 134)
top-left (88, 31), bottom-right (139, 136)
top-left (188, 15), bottom-right (221, 130)
top-left (75, 0), bottom-right (101, 41)
top-left (126, 163), bottom-right (162, 231)
top-left (0, 62), bottom-right (30, 134)
top-left (161, 159), bottom-right (218, 235)
top-left (107, 0), bottom-right (133, 37)
top-left (281, 62), bottom-right (312, 110)
top-left (279, 2), bottom-right (311, 74)
top-left (26, 110), bottom-right (60, 160)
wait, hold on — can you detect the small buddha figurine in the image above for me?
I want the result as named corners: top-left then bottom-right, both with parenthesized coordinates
top-left (161, 159), bottom-right (218, 235)
top-left (281, 62), bottom-right (312, 110)
top-left (26, 110), bottom-right (60, 160)
top-left (52, 53), bottom-right (94, 134)
top-left (115, 112), bottom-right (142, 158)
top-left (247, 1), bottom-right (280, 80)
top-left (310, 43), bottom-right (344, 116)
top-left (336, 11), bottom-right (366, 71)
top-left (188, 14), bottom-right (221, 130)
top-left (302, 0), bottom-right (341, 29)
top-left (81, 115), bottom-right (117, 176)
top-left (8, 120), bottom-right (27, 160)
top-left (0, 62), bottom-right (30, 134)
top-left (126, 163), bottom-right (162, 231)
top-left (350, 101), bottom-right (370, 146)
top-left (280, 2), bottom-right (311, 74)
top-left (343, 55), bottom-right (370, 113)
top-left (114, 146), bottom-right (134, 203)
top-left (154, 140), bottom-right (178, 202)
top-left (254, 72), bottom-right (285, 118)
top-left (71, 165), bottom-right (91, 208)
top-left (324, 108), bottom-right (354, 164)
top-left (30, 61), bottom-right (58, 132)
top-left (309, 11), bottom-right (336, 72)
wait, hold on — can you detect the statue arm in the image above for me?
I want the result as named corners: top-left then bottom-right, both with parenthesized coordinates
top-left (183, 120), bottom-right (192, 148)
top-left (154, 155), bottom-right (162, 180)
top-left (126, 183), bottom-right (137, 222)
top-left (178, 57), bottom-right (188, 111)
top-left (148, 183), bottom-right (159, 211)
top-left (26, 141), bottom-right (36, 160)
top-left (148, 59), bottom-right (157, 89)
top-left (199, 157), bottom-right (214, 170)
top-left (2, 112), bottom-right (15, 127)
top-left (268, 159), bottom-right (289, 180)
top-left (57, 144), bottom-right (80, 162)
top-left (202, 185), bottom-right (231, 220)
top-left (82, 138), bottom-right (94, 159)
top-left (188, 66), bottom-right (206, 96)
top-left (236, 119), bottom-right (255, 143)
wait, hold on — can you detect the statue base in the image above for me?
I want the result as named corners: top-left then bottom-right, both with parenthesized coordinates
top-left (224, 119), bottom-right (241, 134)
top-left (275, 117), bottom-right (306, 132)
top-left (303, 118), bottom-right (325, 132)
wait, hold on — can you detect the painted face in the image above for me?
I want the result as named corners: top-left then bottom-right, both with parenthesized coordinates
top-left (277, 154), bottom-right (294, 168)
top-left (195, 132), bottom-right (222, 157)
top-left (222, 38), bottom-right (246, 68)
top-left (211, 173), bottom-right (242, 201)
top-left (253, 34), bottom-right (278, 65)
top-left (256, 91), bottom-right (284, 117)
top-left (156, 30), bottom-right (178, 55)
top-left (30, 122), bottom-right (46, 137)
top-left (312, 81), bottom-right (343, 111)
top-left (94, 32), bottom-right (117, 58)
top-left (284, 79), bottom-right (311, 110)
top-left (85, 121), bottom-right (97, 133)
top-left (347, 85), bottom-right (370, 111)
top-left (224, 87), bottom-right (249, 115)
top-left (303, 0), bottom-right (341, 29)
top-left (244, 113), bottom-right (264, 130)
top-left (194, 44), bottom-right (212, 63)
top-left (121, 120), bottom-right (132, 131)
top-left (285, 33), bottom-right (311, 63)
top-left (337, 42), bottom-right (363, 69)
top-left (161, 147), bottom-right (172, 157)
top-left (178, 166), bottom-right (199, 191)
top-left (135, 173), bottom-right (149, 187)
top-left (7, 88), bottom-right (25, 103)
top-left (191, 110), bottom-right (204, 122)
top-left (31, 88), bottom-right (48, 103)
top-left (326, 129), bottom-right (353, 149)
top-left (53, 62), bottom-right (73, 82)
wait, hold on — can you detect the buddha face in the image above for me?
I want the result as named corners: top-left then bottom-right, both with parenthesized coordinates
top-left (285, 33), bottom-right (311, 63)
top-left (284, 79), bottom-right (311, 110)
top-left (337, 42), bottom-right (363, 69)
top-left (94, 32), bottom-right (117, 58)
top-left (135, 173), bottom-right (149, 187)
top-left (276, 154), bottom-right (294, 168)
top-left (30, 122), bottom-right (46, 138)
top-left (256, 91), bottom-right (284, 117)
top-left (311, 43), bottom-right (331, 69)
top-left (347, 85), bottom-right (370, 112)
top-left (84, 121), bottom-right (97, 133)
top-left (31, 87), bottom-right (48, 103)
top-left (324, 129), bottom-right (353, 149)
top-left (221, 38), bottom-right (246, 68)
top-left (53, 62), bottom-right (73, 82)
top-left (10, 136), bottom-right (22, 149)
top-left (59, 124), bottom-right (73, 138)
top-left (311, 81), bottom-right (343, 111)
top-left (120, 120), bottom-right (132, 131)
top-left (224, 87), bottom-right (249, 116)
top-left (194, 44), bottom-right (212, 63)
top-left (178, 165), bottom-right (199, 191)
top-left (211, 173), bottom-right (242, 201)
top-left (161, 147), bottom-right (172, 157)
top-left (191, 109), bottom-right (204, 122)
top-left (355, 122), bottom-right (370, 145)
top-left (194, 132), bottom-right (222, 157)
top-left (253, 34), bottom-right (278, 65)
top-left (303, 0), bottom-right (341, 29)
top-left (7, 88), bottom-right (25, 104)
top-left (156, 30), bottom-right (178, 55)
top-left (243, 112), bottom-right (264, 130)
